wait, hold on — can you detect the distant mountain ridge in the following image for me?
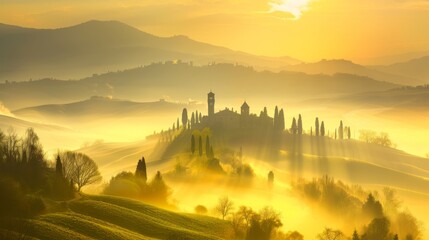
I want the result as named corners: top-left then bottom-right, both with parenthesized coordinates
top-left (371, 56), bottom-right (429, 83)
top-left (286, 59), bottom-right (422, 85)
top-left (0, 62), bottom-right (398, 110)
top-left (0, 20), bottom-right (300, 82)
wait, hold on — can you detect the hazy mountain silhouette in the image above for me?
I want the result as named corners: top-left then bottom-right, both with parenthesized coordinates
top-left (299, 86), bottom-right (429, 110)
top-left (286, 59), bottom-right (420, 85)
top-left (0, 63), bottom-right (398, 109)
top-left (360, 50), bottom-right (429, 65)
top-left (0, 20), bottom-right (300, 81)
top-left (372, 55), bottom-right (429, 84)
top-left (13, 96), bottom-right (200, 120)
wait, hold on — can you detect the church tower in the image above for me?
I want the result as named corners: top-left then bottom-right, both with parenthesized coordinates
top-left (241, 101), bottom-right (249, 116)
top-left (208, 91), bottom-right (215, 117)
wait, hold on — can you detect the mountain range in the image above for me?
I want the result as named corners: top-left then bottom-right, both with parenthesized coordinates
top-left (0, 20), bottom-right (300, 82)
top-left (1, 20), bottom-right (428, 86)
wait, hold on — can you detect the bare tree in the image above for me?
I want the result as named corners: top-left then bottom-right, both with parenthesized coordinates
top-left (61, 151), bottom-right (102, 191)
top-left (317, 228), bottom-right (346, 240)
top-left (215, 196), bottom-right (234, 220)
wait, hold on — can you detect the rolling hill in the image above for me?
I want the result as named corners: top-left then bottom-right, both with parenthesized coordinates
top-left (0, 194), bottom-right (231, 240)
top-left (13, 96), bottom-right (202, 122)
top-left (0, 63), bottom-right (398, 110)
top-left (372, 55), bottom-right (429, 84)
top-left (298, 86), bottom-right (429, 110)
top-left (285, 59), bottom-right (420, 85)
top-left (0, 20), bottom-right (300, 82)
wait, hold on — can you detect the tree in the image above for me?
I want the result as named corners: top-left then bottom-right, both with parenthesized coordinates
top-left (291, 117), bottom-right (297, 134)
top-left (278, 109), bottom-right (285, 131)
top-left (195, 110), bottom-right (199, 124)
top-left (194, 205), bottom-right (208, 215)
top-left (348, 127), bottom-right (351, 139)
top-left (362, 193), bottom-right (383, 219)
top-left (148, 171), bottom-right (170, 204)
top-left (199, 112), bottom-right (202, 122)
top-left (268, 171), bottom-right (274, 183)
top-left (246, 207), bottom-right (282, 240)
top-left (317, 228), bottom-right (346, 240)
top-left (298, 114), bottom-right (303, 134)
top-left (61, 151), bottom-right (102, 191)
top-left (199, 135), bottom-right (203, 156)
top-left (315, 117), bottom-right (320, 136)
top-left (55, 155), bottom-right (63, 176)
top-left (284, 231), bottom-right (304, 240)
top-left (339, 121), bottom-right (344, 140)
top-left (393, 234), bottom-right (399, 240)
top-left (136, 157), bottom-right (147, 182)
top-left (177, 118), bottom-right (180, 129)
top-left (363, 217), bottom-right (390, 240)
top-left (274, 106), bottom-right (279, 128)
top-left (352, 230), bottom-right (360, 240)
top-left (215, 196), bottom-right (234, 219)
top-left (182, 108), bottom-right (188, 129)
top-left (321, 121), bottom-right (325, 136)
top-left (191, 112), bottom-right (195, 128)
top-left (191, 135), bottom-right (196, 155)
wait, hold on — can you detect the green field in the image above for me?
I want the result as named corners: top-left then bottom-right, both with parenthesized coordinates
top-left (0, 195), bottom-right (231, 240)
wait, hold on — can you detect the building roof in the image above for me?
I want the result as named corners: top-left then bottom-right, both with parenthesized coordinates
top-left (214, 109), bottom-right (240, 117)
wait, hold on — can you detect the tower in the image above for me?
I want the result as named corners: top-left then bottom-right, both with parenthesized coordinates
top-left (208, 91), bottom-right (215, 117)
top-left (241, 101), bottom-right (249, 116)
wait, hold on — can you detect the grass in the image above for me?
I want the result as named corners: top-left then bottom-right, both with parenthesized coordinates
top-left (0, 195), bottom-right (231, 240)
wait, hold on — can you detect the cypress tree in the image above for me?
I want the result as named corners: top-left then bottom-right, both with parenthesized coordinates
top-left (268, 171), bottom-right (274, 183)
top-left (191, 135), bottom-right (196, 154)
top-left (339, 121), bottom-right (344, 139)
top-left (199, 113), bottom-right (202, 122)
top-left (348, 127), bottom-right (351, 139)
top-left (199, 136), bottom-right (203, 156)
top-left (191, 112), bottom-right (195, 128)
top-left (321, 121), bottom-right (325, 136)
top-left (195, 110), bottom-right (199, 124)
top-left (274, 106), bottom-right (279, 129)
top-left (55, 155), bottom-right (63, 176)
top-left (291, 117), bottom-right (297, 134)
top-left (182, 108), bottom-right (188, 129)
top-left (177, 118), bottom-right (180, 129)
top-left (136, 157), bottom-right (147, 182)
top-left (279, 109), bottom-right (285, 131)
top-left (315, 117), bottom-right (320, 136)
top-left (263, 107), bottom-right (268, 116)
top-left (298, 114), bottom-right (303, 134)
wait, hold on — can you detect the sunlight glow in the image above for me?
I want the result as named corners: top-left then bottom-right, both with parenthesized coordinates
top-left (269, 0), bottom-right (314, 19)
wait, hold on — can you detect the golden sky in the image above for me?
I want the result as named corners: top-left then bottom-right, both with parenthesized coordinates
top-left (1, 0), bottom-right (429, 62)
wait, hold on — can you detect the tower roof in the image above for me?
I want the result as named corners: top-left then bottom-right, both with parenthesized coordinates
top-left (241, 101), bottom-right (249, 109)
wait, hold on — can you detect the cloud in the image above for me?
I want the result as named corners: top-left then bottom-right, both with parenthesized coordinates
top-left (0, 102), bottom-right (14, 117)
top-left (269, 0), bottom-right (314, 20)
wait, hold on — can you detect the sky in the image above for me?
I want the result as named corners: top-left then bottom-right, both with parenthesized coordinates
top-left (1, 0), bottom-right (429, 62)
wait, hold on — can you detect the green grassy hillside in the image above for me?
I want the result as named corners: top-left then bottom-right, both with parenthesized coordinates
top-left (0, 195), bottom-right (231, 240)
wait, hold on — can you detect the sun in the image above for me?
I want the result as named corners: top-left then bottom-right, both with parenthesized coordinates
top-left (269, 0), bottom-right (313, 20)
